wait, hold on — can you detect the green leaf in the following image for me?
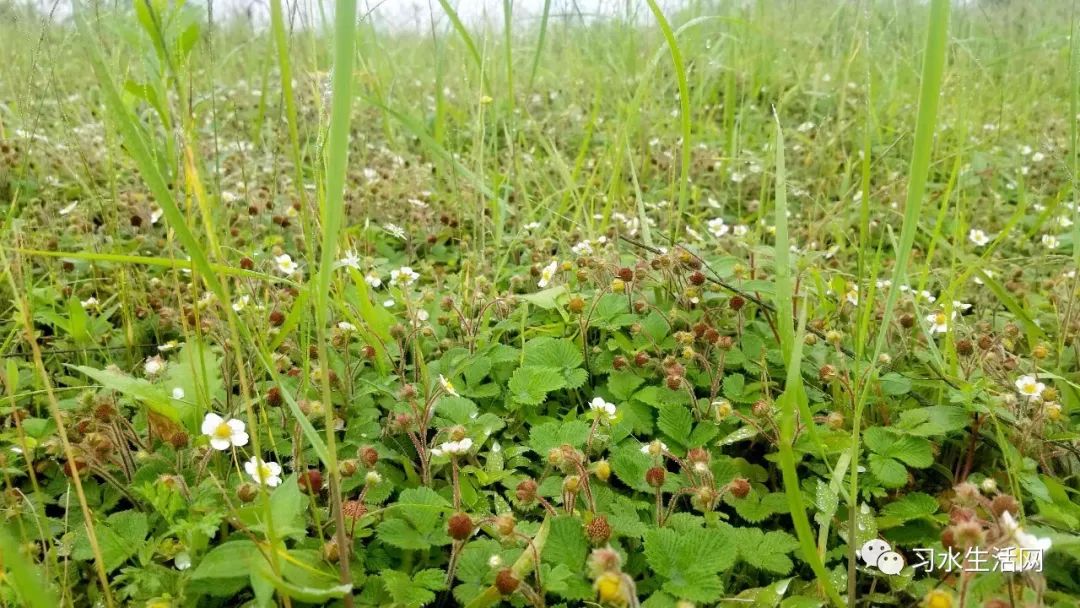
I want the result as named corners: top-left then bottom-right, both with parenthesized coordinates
top-left (644, 527), bottom-right (735, 602)
top-left (69, 364), bottom-right (179, 422)
top-left (657, 406), bottom-right (693, 447)
top-left (383, 569), bottom-right (445, 607)
top-left (728, 490), bottom-right (789, 524)
top-left (896, 406), bottom-right (968, 437)
top-left (607, 372), bottom-right (645, 401)
top-left (528, 420), bottom-right (591, 456)
top-left (524, 337), bottom-right (583, 370)
top-left (734, 528), bottom-right (799, 574)
top-left (879, 373), bottom-right (912, 396)
top-left (520, 285), bottom-right (568, 309)
top-left (507, 366), bottom-right (565, 405)
top-left (192, 540), bottom-right (259, 580)
top-left (880, 492), bottom-right (939, 523)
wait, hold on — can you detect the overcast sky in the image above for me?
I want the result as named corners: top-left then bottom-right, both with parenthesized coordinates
top-left (206, 0), bottom-right (689, 30)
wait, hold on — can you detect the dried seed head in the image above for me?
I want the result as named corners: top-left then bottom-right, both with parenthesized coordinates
top-left (342, 499), bottom-right (367, 521)
top-left (322, 538), bottom-right (340, 562)
top-left (689, 270), bottom-right (705, 286)
top-left (957, 339), bottom-right (974, 356)
top-left (568, 296), bottom-right (586, 313)
top-left (645, 466), bottom-right (666, 488)
top-left (586, 515), bottom-right (612, 545)
top-left (977, 334), bottom-right (994, 350)
top-left (359, 446), bottom-right (379, 468)
top-left (515, 478), bottom-right (538, 504)
top-left (448, 512), bottom-right (474, 541)
top-left (991, 494), bottom-right (1020, 518)
top-left (266, 386), bottom-right (283, 407)
top-left (819, 364), bottom-right (837, 382)
top-left (494, 514), bottom-right (516, 537)
top-left (900, 313), bottom-right (916, 329)
top-left (727, 477), bottom-right (751, 499)
top-left (237, 482), bottom-right (259, 503)
top-left (826, 411), bottom-right (845, 430)
top-left (338, 459), bottom-right (359, 478)
top-left (268, 310), bottom-right (286, 326)
top-left (729, 295), bottom-right (745, 311)
top-left (298, 469), bottom-right (323, 493)
top-left (634, 352), bottom-right (650, 367)
top-left (495, 569), bottom-right (520, 595)
top-left (617, 267), bottom-right (633, 282)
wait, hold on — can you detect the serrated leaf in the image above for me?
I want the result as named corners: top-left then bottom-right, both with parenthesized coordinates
top-left (657, 406), bottom-right (693, 447)
top-left (734, 528), bottom-right (798, 574)
top-left (879, 372), bottom-right (912, 395)
top-left (644, 527), bottom-right (734, 602)
top-left (504, 365), bottom-right (534, 396)
top-left (523, 337), bottom-right (583, 370)
top-left (896, 406), bottom-right (968, 437)
top-left (607, 372), bottom-right (645, 401)
top-left (528, 420), bottom-right (591, 456)
top-left (507, 366), bottom-right (565, 405)
top-left (881, 492), bottom-right (939, 522)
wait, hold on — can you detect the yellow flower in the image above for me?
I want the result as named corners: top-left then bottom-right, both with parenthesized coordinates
top-left (594, 572), bottom-right (627, 606)
top-left (923, 589), bottom-right (953, 608)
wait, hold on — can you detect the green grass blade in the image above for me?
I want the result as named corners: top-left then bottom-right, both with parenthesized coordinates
top-left (645, 0), bottom-right (692, 240)
top-left (846, 0), bottom-right (950, 603)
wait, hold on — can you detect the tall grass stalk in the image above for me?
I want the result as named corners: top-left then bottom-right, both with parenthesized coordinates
top-left (845, 1), bottom-right (950, 603)
top-left (314, 0), bottom-right (359, 599)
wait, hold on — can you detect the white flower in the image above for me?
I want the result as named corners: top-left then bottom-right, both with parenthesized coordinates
top-left (1015, 375), bottom-right (1046, 401)
top-left (1031, 151), bottom-right (1046, 163)
top-left (1041, 234), bottom-right (1060, 249)
top-left (275, 253), bottom-right (299, 276)
top-left (571, 240), bottom-right (593, 256)
top-left (232, 295), bottom-right (250, 312)
top-left (875, 279), bottom-right (892, 289)
top-left (150, 207), bottom-right (164, 224)
top-left (538, 260), bottom-right (558, 288)
top-left (524, 221), bottom-right (542, 231)
top-left (997, 511), bottom-right (1052, 571)
top-left (488, 554), bottom-right (503, 568)
top-left (337, 321), bottom-right (357, 332)
top-left (171, 387), bottom-right (185, 400)
top-left (589, 396), bottom-right (617, 420)
top-left (364, 272), bottom-right (382, 288)
top-left (158, 340), bottom-right (181, 352)
top-left (244, 456), bottom-right (283, 487)
top-left (968, 229), bottom-right (990, 247)
top-left (732, 224), bottom-right (749, 237)
top-left (390, 266), bottom-right (419, 287)
top-left (365, 471), bottom-right (382, 485)
top-left (80, 297), bottom-right (100, 310)
top-left (174, 551), bottom-right (191, 570)
top-left (201, 413), bottom-right (249, 451)
top-left (384, 223), bottom-right (407, 240)
top-left (383, 298), bottom-right (395, 308)
top-left (335, 250), bottom-right (361, 271)
top-left (1056, 215), bottom-right (1074, 228)
top-left (707, 217), bottom-right (729, 238)
top-left (59, 201), bottom-right (79, 215)
top-left (144, 355), bottom-right (166, 376)
top-left (439, 374), bottom-right (458, 397)
top-left (797, 121), bottom-right (815, 133)
top-left (438, 437), bottom-right (473, 456)
top-left (844, 286), bottom-right (859, 306)
top-left (926, 310), bottom-right (953, 334)
top-left (953, 300), bottom-right (972, 312)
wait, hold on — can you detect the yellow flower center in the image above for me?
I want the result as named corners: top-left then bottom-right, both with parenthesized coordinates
top-left (935, 313), bottom-right (947, 325)
top-left (214, 422), bottom-right (233, 439)
top-left (257, 464), bottom-right (271, 480)
top-left (1022, 384), bottom-right (1036, 394)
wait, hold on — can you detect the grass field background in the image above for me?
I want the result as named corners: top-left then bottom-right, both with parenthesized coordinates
top-left (1, 0), bottom-right (1079, 606)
